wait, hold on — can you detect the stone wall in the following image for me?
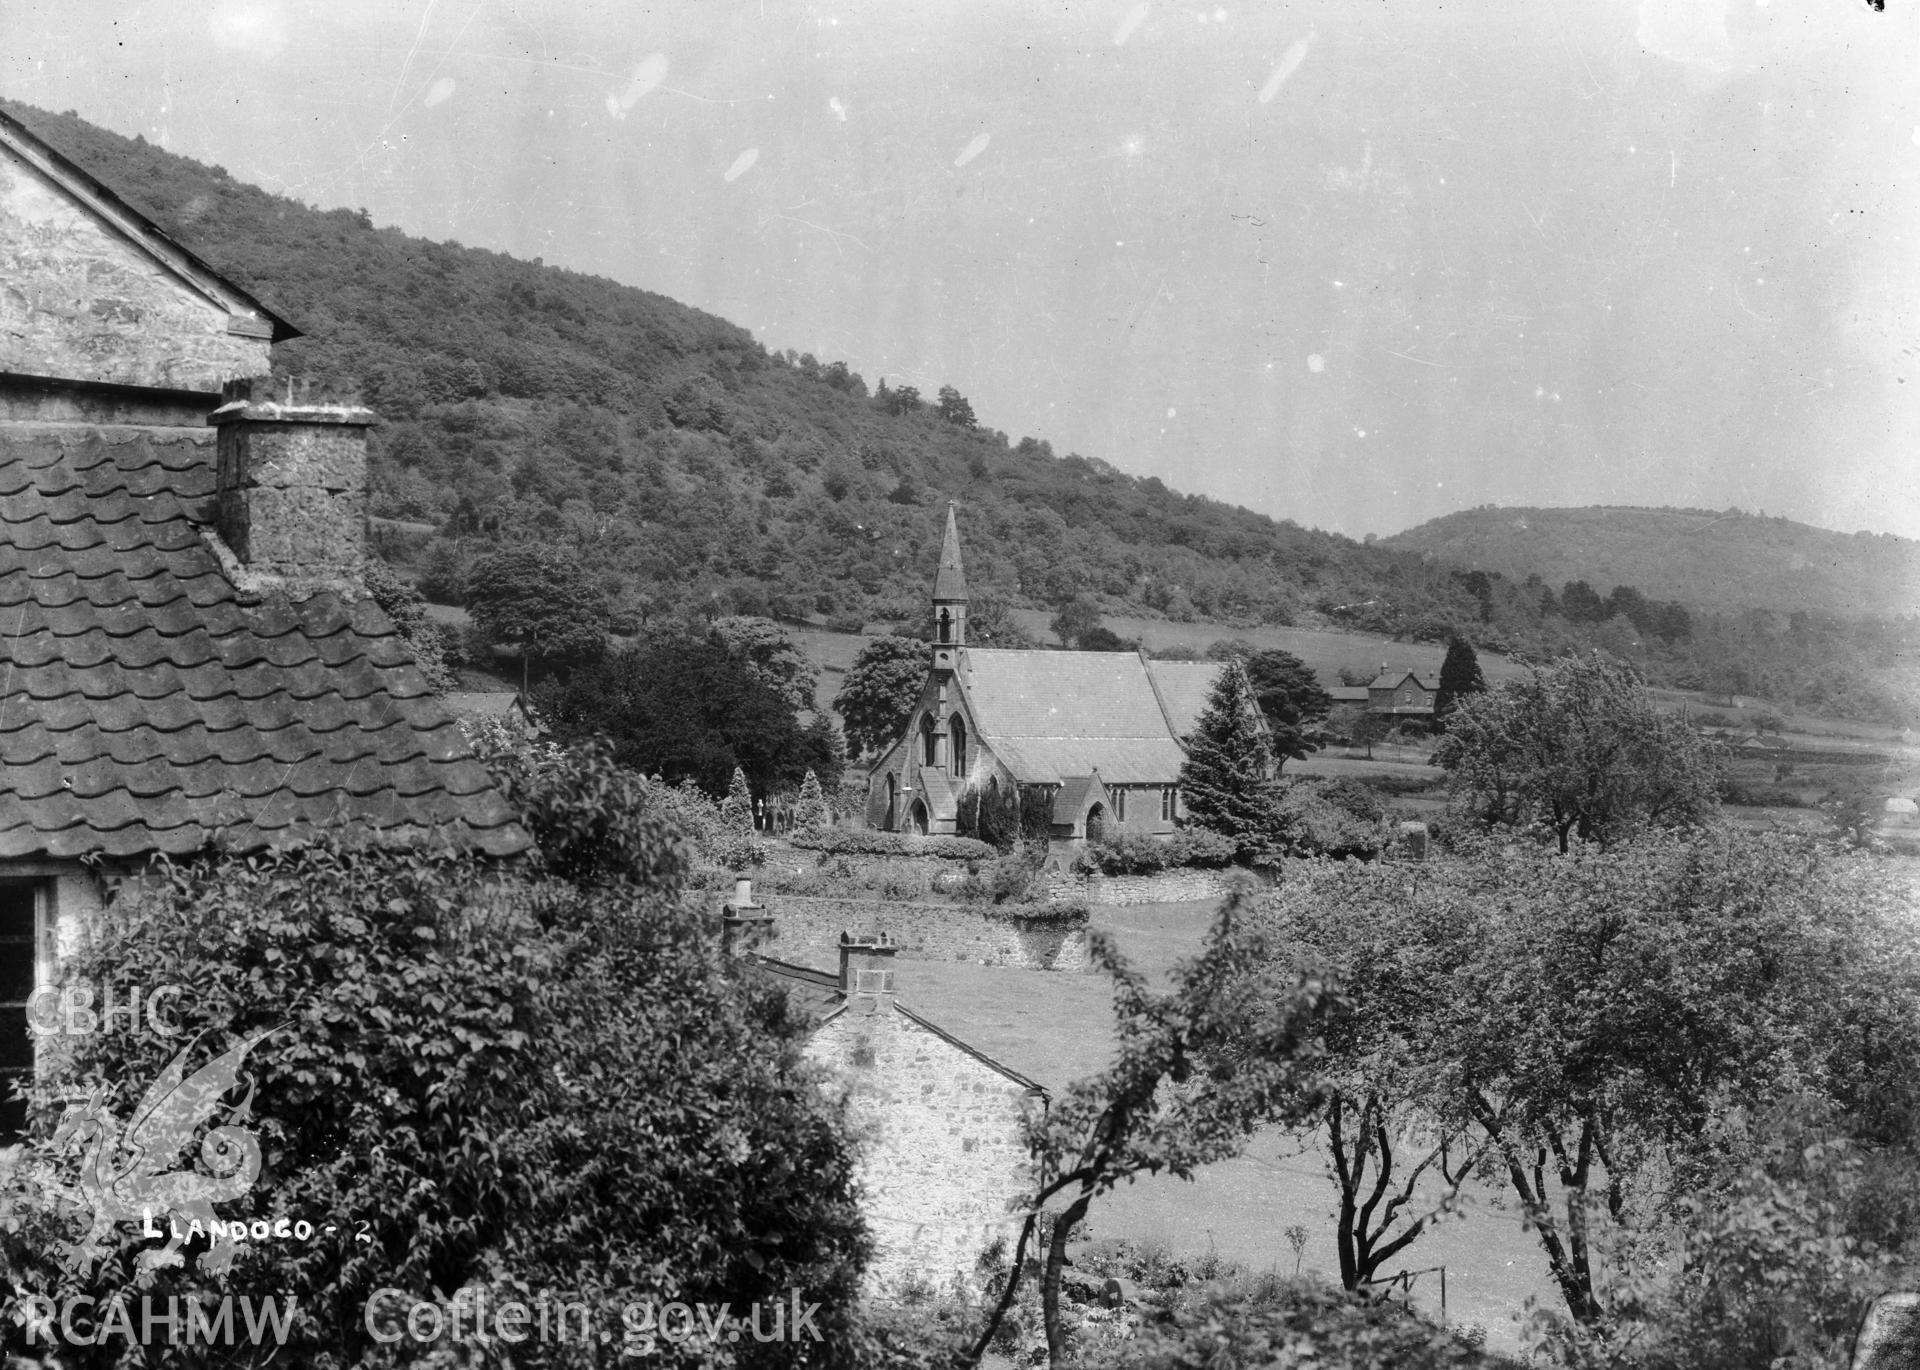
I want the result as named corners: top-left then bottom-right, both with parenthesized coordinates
top-left (806, 1003), bottom-right (1041, 1294)
top-left (758, 896), bottom-right (1089, 972)
top-left (1036, 868), bottom-right (1232, 906)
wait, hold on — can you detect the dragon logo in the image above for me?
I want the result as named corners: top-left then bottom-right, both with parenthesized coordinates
top-left (49, 1028), bottom-right (278, 1282)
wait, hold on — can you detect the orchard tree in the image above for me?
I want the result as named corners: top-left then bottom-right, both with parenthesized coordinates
top-left (1435, 831), bottom-right (1920, 1327)
top-left (466, 544), bottom-right (609, 683)
top-left (1434, 652), bottom-right (1722, 853)
top-left (1328, 702), bottom-right (1389, 760)
top-left (1430, 635), bottom-right (1487, 730)
top-left (1178, 661), bottom-right (1281, 862)
top-left (832, 635), bottom-right (928, 759)
top-left (1260, 862), bottom-right (1493, 1291)
top-left (972, 886), bottom-right (1332, 1367)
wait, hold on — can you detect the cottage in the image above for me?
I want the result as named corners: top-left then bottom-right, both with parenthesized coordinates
top-left (724, 892), bottom-right (1044, 1293)
top-left (866, 508), bottom-right (1268, 841)
top-left (0, 109), bottom-right (526, 1135)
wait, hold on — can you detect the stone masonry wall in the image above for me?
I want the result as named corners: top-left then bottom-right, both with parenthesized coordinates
top-left (0, 151), bottom-right (270, 391)
top-left (806, 1004), bottom-right (1040, 1294)
top-left (761, 896), bottom-right (1089, 972)
top-left (1036, 869), bottom-right (1233, 906)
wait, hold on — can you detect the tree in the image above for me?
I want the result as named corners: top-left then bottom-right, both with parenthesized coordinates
top-left (1434, 652), bottom-right (1723, 853)
top-left (4, 747), bottom-right (871, 1365)
top-left (1329, 702), bottom-right (1389, 760)
top-left (1240, 649), bottom-right (1333, 774)
top-left (881, 382), bottom-right (921, 415)
top-left (1178, 661), bottom-right (1281, 862)
top-left (1049, 596), bottom-right (1102, 648)
top-left (1434, 831), bottom-right (1920, 1327)
top-left (970, 886), bottom-right (1332, 1367)
top-left (1430, 635), bottom-right (1487, 730)
top-left (539, 630), bottom-right (839, 797)
top-left (1260, 830), bottom-right (1920, 1336)
top-left (935, 384), bottom-right (976, 428)
top-left (793, 769), bottom-right (830, 830)
top-left (722, 765), bottom-right (755, 831)
top-left (465, 544), bottom-right (610, 684)
top-left (1560, 579), bottom-right (1608, 623)
top-left (708, 615), bottom-right (819, 715)
top-left (832, 635), bottom-right (927, 759)
top-left (968, 590), bottom-right (1032, 648)
top-left (1261, 861), bottom-right (1492, 1293)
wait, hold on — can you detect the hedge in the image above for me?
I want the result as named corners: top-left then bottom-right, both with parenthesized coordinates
top-left (789, 829), bottom-right (997, 861)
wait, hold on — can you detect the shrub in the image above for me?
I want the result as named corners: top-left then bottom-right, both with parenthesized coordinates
top-left (1272, 781), bottom-right (1390, 860)
top-left (789, 828), bottom-right (995, 861)
top-left (1079, 828), bottom-right (1240, 875)
top-left (958, 850), bottom-right (1043, 904)
top-left (0, 750), bottom-right (868, 1367)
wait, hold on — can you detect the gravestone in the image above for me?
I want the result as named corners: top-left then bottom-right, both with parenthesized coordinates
top-left (1854, 1292), bottom-right (1920, 1370)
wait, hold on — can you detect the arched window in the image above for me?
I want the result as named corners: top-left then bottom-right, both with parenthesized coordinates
top-left (937, 608), bottom-right (952, 644)
top-left (920, 714), bottom-right (937, 767)
top-left (950, 714), bottom-right (968, 777)
top-left (885, 774), bottom-right (897, 829)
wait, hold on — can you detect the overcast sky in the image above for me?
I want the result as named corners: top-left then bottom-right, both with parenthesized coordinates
top-left (5, 0), bottom-right (1918, 542)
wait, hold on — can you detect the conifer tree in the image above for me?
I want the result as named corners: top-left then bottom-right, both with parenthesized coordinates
top-left (721, 766), bottom-right (756, 832)
top-left (1179, 663), bottom-right (1280, 861)
top-left (794, 769), bottom-right (830, 831)
top-left (1432, 635), bottom-right (1488, 731)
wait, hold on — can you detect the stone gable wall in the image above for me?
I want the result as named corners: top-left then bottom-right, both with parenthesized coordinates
top-left (0, 152), bottom-right (269, 392)
top-left (806, 1005), bottom-right (1038, 1294)
top-left (758, 896), bottom-right (1089, 972)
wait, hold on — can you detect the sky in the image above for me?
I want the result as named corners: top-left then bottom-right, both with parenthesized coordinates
top-left (4, 0), bottom-right (1919, 543)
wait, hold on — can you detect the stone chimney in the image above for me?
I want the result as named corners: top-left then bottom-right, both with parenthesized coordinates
top-left (838, 931), bottom-right (897, 1014)
top-left (721, 878), bottom-right (774, 955)
top-left (209, 379), bottom-right (374, 599)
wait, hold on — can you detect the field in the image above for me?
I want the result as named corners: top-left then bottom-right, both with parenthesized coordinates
top-left (901, 900), bottom-right (1557, 1352)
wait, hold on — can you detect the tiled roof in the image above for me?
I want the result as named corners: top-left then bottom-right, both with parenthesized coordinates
top-left (0, 424), bottom-right (529, 860)
top-left (957, 649), bottom-right (1227, 785)
top-left (1368, 669), bottom-right (1438, 690)
top-left (749, 956), bottom-right (844, 1025)
top-left (1328, 686), bottom-right (1371, 703)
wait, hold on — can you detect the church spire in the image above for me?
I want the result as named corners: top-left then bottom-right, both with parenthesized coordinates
top-left (932, 503), bottom-right (968, 652)
top-left (933, 502), bottom-right (967, 603)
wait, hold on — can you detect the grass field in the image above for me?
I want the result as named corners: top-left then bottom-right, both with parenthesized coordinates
top-left (899, 900), bottom-right (1557, 1352)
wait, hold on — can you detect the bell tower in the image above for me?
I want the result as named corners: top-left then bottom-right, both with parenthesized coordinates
top-left (932, 502), bottom-right (968, 675)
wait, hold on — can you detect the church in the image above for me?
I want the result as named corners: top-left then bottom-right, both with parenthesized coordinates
top-left (864, 507), bottom-right (1266, 842)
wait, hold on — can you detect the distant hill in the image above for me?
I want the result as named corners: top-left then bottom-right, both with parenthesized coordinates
top-left (1384, 506), bottom-right (1920, 619)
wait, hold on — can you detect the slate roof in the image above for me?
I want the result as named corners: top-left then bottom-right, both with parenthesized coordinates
top-left (932, 503), bottom-right (967, 602)
top-left (954, 649), bottom-right (1246, 785)
top-left (0, 424), bottom-right (529, 860)
top-left (1368, 669), bottom-right (1438, 690)
top-left (1328, 686), bottom-right (1371, 704)
top-left (750, 955), bottom-right (1047, 1094)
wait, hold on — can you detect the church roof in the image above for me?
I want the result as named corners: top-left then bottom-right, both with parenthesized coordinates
top-left (957, 648), bottom-right (1216, 785)
top-left (0, 424), bottom-right (529, 860)
top-left (932, 503), bottom-right (967, 602)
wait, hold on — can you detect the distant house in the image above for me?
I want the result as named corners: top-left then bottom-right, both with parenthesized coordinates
top-left (0, 109), bottom-right (526, 1136)
top-left (865, 508), bottom-right (1270, 841)
top-left (1884, 797), bottom-right (1919, 827)
top-left (1366, 667), bottom-right (1439, 718)
top-left (1328, 685), bottom-right (1371, 708)
top-left (726, 897), bottom-right (1044, 1293)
